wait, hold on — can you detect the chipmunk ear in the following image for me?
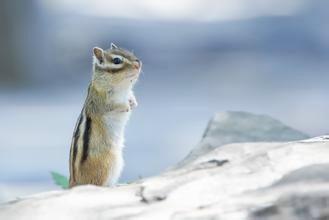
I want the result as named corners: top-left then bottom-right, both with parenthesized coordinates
top-left (110, 43), bottom-right (118, 49)
top-left (93, 47), bottom-right (104, 64)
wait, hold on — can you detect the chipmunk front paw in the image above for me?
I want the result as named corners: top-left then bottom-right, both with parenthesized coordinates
top-left (129, 95), bottom-right (138, 109)
top-left (111, 103), bottom-right (131, 113)
top-left (120, 104), bottom-right (131, 113)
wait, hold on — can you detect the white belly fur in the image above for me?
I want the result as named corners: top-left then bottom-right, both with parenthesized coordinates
top-left (104, 87), bottom-right (132, 185)
top-left (104, 111), bottom-right (130, 186)
top-left (105, 111), bottom-right (131, 148)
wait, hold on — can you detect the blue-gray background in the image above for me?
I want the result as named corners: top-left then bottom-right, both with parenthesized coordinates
top-left (0, 0), bottom-right (328, 201)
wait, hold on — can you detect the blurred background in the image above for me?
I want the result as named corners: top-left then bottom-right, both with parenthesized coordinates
top-left (0, 0), bottom-right (328, 202)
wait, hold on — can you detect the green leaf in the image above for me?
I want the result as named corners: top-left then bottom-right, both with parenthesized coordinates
top-left (51, 171), bottom-right (69, 189)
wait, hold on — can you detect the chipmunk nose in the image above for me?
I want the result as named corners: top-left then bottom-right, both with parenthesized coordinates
top-left (133, 59), bottom-right (142, 69)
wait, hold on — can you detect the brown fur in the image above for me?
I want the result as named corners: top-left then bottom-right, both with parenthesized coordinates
top-left (70, 148), bottom-right (116, 187)
top-left (69, 113), bottom-right (114, 187)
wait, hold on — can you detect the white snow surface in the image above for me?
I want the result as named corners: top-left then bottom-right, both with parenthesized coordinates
top-left (0, 112), bottom-right (328, 220)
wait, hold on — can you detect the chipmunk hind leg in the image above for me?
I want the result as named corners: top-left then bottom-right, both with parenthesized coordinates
top-left (106, 149), bottom-right (124, 186)
top-left (69, 148), bottom-right (123, 187)
top-left (75, 152), bottom-right (111, 186)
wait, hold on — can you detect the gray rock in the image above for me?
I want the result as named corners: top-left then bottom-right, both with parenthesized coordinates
top-left (273, 164), bottom-right (329, 186)
top-left (177, 111), bottom-right (309, 167)
top-left (251, 192), bottom-right (329, 220)
top-left (250, 163), bottom-right (329, 220)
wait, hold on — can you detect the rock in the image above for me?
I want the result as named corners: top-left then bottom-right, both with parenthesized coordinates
top-left (251, 163), bottom-right (329, 220)
top-left (177, 111), bottom-right (309, 167)
top-left (273, 164), bottom-right (329, 186)
top-left (251, 183), bottom-right (329, 220)
top-left (0, 113), bottom-right (327, 220)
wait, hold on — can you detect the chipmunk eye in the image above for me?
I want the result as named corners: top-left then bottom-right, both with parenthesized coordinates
top-left (112, 57), bottom-right (123, 65)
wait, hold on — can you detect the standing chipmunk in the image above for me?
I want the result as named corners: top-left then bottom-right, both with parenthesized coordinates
top-left (69, 43), bottom-right (142, 188)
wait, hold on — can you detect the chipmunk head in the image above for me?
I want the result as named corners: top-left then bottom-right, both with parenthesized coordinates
top-left (92, 43), bottom-right (142, 90)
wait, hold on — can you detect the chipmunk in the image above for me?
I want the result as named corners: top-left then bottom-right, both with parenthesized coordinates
top-left (69, 43), bottom-right (142, 188)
